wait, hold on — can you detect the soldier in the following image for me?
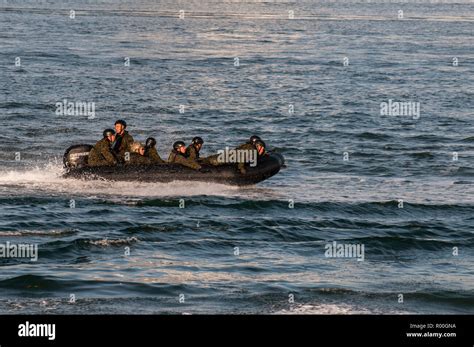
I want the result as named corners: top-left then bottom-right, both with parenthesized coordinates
top-left (88, 129), bottom-right (117, 167)
top-left (168, 141), bottom-right (201, 170)
top-left (126, 142), bottom-right (151, 165)
top-left (204, 135), bottom-right (262, 172)
top-left (185, 136), bottom-right (204, 161)
top-left (144, 137), bottom-right (165, 164)
top-left (112, 119), bottom-right (134, 160)
top-left (237, 139), bottom-right (266, 174)
top-left (235, 135), bottom-right (261, 151)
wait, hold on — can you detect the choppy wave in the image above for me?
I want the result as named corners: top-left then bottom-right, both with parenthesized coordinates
top-left (86, 237), bottom-right (139, 247)
top-left (0, 229), bottom-right (77, 237)
top-left (1, 0), bottom-right (473, 314)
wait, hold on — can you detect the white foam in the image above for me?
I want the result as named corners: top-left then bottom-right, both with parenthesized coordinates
top-left (276, 303), bottom-right (370, 315)
top-left (275, 303), bottom-right (406, 315)
top-left (87, 237), bottom-right (139, 247)
top-left (0, 163), bottom-right (251, 198)
top-left (0, 162), bottom-right (65, 184)
top-left (0, 229), bottom-right (75, 237)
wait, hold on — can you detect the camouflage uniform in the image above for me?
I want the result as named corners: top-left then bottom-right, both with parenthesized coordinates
top-left (185, 145), bottom-right (200, 161)
top-left (145, 147), bottom-right (165, 164)
top-left (235, 142), bottom-right (256, 174)
top-left (202, 153), bottom-right (221, 166)
top-left (126, 153), bottom-right (151, 165)
top-left (113, 131), bottom-right (134, 160)
top-left (168, 150), bottom-right (201, 170)
top-left (88, 138), bottom-right (117, 166)
top-left (202, 142), bottom-right (256, 173)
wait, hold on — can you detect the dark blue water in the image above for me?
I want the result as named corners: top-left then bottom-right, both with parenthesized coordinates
top-left (0, 0), bottom-right (473, 314)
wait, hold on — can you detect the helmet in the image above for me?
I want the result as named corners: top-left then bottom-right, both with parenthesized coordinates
top-left (192, 136), bottom-right (204, 145)
top-left (103, 128), bottom-right (115, 138)
top-left (145, 137), bottom-right (157, 149)
top-left (249, 135), bottom-right (261, 145)
top-left (130, 142), bottom-right (144, 153)
top-left (115, 119), bottom-right (127, 128)
top-left (173, 141), bottom-right (186, 151)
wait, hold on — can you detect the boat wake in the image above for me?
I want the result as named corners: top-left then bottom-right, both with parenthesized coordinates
top-left (0, 162), bottom-right (247, 198)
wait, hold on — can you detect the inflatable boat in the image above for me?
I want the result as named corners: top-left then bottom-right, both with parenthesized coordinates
top-left (62, 144), bottom-right (285, 185)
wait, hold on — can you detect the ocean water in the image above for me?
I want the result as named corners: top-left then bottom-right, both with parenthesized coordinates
top-left (0, 0), bottom-right (473, 314)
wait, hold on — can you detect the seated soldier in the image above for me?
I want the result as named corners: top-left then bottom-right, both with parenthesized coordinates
top-left (168, 141), bottom-right (201, 170)
top-left (204, 135), bottom-right (262, 168)
top-left (88, 129), bottom-right (117, 167)
top-left (126, 142), bottom-right (151, 165)
top-left (111, 119), bottom-right (134, 161)
top-left (237, 139), bottom-right (266, 174)
top-left (144, 137), bottom-right (165, 164)
top-left (185, 137), bottom-right (204, 161)
top-left (236, 135), bottom-right (261, 151)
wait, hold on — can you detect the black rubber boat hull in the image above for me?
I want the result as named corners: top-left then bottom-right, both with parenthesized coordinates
top-left (62, 145), bottom-right (284, 185)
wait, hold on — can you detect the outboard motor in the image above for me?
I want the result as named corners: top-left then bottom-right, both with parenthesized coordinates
top-left (63, 144), bottom-right (93, 169)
